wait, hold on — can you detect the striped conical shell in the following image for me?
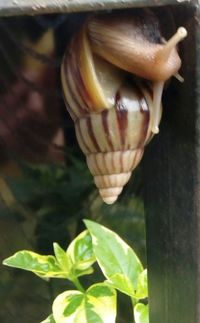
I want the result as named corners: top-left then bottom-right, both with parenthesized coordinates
top-left (61, 12), bottom-right (186, 204)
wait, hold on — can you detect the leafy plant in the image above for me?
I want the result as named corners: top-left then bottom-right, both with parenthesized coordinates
top-left (3, 220), bottom-right (148, 323)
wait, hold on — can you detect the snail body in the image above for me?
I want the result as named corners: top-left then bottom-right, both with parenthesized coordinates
top-left (61, 10), bottom-right (187, 204)
top-left (87, 11), bottom-right (187, 82)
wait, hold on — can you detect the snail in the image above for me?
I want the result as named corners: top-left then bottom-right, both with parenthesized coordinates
top-left (61, 10), bottom-right (187, 204)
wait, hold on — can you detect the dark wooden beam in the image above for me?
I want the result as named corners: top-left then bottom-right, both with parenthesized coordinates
top-left (0, 0), bottom-right (193, 17)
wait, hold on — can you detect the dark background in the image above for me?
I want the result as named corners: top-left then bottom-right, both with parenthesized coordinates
top-left (0, 12), bottom-right (146, 323)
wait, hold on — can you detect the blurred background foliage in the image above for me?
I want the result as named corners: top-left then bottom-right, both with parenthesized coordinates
top-left (0, 12), bottom-right (146, 323)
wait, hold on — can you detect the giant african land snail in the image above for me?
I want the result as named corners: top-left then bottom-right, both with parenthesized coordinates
top-left (61, 10), bottom-right (187, 204)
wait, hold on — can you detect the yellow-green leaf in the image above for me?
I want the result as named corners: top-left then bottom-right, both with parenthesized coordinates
top-left (106, 273), bottom-right (135, 297)
top-left (67, 230), bottom-right (95, 274)
top-left (134, 270), bottom-right (148, 300)
top-left (84, 220), bottom-right (143, 296)
top-left (3, 250), bottom-right (69, 279)
top-left (134, 303), bottom-right (149, 323)
top-left (53, 290), bottom-right (84, 323)
top-left (53, 283), bottom-right (116, 323)
top-left (53, 243), bottom-right (72, 272)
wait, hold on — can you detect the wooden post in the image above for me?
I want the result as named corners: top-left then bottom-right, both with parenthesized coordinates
top-left (144, 3), bottom-right (200, 323)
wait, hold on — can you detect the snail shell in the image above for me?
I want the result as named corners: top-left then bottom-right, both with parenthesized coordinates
top-left (61, 11), bottom-right (187, 204)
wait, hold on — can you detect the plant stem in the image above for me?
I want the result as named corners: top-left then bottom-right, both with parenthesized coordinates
top-left (72, 276), bottom-right (85, 293)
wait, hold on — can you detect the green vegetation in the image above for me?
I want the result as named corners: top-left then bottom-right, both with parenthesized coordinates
top-left (0, 157), bottom-right (146, 322)
top-left (3, 220), bottom-right (148, 323)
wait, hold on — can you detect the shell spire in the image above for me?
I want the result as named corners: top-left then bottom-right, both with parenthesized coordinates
top-left (61, 11), bottom-right (187, 204)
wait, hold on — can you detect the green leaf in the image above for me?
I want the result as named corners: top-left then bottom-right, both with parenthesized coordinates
top-left (3, 250), bottom-right (69, 279)
top-left (106, 273), bottom-right (137, 297)
top-left (86, 283), bottom-right (116, 323)
top-left (53, 283), bottom-right (116, 323)
top-left (40, 314), bottom-right (56, 323)
top-left (134, 304), bottom-right (149, 323)
top-left (67, 230), bottom-right (96, 275)
top-left (73, 267), bottom-right (94, 278)
top-left (135, 270), bottom-right (148, 300)
top-left (84, 220), bottom-right (143, 297)
top-left (53, 290), bottom-right (84, 323)
top-left (53, 243), bottom-right (72, 272)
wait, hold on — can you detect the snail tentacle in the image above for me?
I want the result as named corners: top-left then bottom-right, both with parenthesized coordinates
top-left (152, 81), bottom-right (165, 134)
top-left (157, 27), bottom-right (187, 63)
